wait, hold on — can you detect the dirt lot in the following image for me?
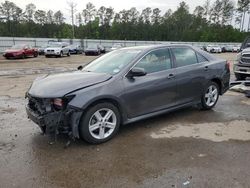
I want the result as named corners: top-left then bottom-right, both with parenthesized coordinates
top-left (0, 53), bottom-right (250, 188)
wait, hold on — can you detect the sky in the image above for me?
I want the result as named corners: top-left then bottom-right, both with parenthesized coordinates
top-left (8, 0), bottom-right (213, 17)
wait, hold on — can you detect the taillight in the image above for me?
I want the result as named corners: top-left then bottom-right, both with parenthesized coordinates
top-left (226, 60), bottom-right (230, 71)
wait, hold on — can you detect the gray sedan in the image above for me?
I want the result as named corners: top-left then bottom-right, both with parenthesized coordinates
top-left (26, 45), bottom-right (230, 144)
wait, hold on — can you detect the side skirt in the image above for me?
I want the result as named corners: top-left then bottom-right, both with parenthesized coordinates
top-left (123, 101), bottom-right (198, 125)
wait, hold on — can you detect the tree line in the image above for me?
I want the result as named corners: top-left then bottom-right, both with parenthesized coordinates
top-left (0, 0), bottom-right (249, 42)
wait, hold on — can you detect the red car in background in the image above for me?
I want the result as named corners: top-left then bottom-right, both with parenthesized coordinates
top-left (3, 44), bottom-right (38, 59)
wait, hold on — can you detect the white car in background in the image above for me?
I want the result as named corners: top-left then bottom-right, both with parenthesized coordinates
top-left (232, 45), bottom-right (240, 52)
top-left (44, 42), bottom-right (70, 58)
top-left (207, 45), bottom-right (222, 53)
top-left (110, 43), bottom-right (124, 51)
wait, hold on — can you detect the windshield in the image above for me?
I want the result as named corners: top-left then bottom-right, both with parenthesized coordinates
top-left (11, 44), bottom-right (25, 50)
top-left (83, 49), bottom-right (142, 75)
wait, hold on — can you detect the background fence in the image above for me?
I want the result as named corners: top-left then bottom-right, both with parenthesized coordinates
top-left (0, 37), bottom-right (241, 52)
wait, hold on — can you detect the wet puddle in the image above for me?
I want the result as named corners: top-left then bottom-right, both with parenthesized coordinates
top-left (151, 120), bottom-right (250, 142)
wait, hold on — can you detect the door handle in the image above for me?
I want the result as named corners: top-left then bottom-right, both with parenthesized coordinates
top-left (167, 73), bottom-right (175, 79)
top-left (204, 66), bottom-right (209, 71)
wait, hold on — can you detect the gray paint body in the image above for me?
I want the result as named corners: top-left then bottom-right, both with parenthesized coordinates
top-left (27, 44), bottom-right (230, 137)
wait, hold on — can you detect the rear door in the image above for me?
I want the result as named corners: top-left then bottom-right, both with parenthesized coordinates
top-left (122, 48), bottom-right (177, 118)
top-left (170, 47), bottom-right (209, 104)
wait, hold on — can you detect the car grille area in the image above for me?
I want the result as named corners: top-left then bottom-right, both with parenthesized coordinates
top-left (241, 54), bottom-right (250, 64)
top-left (27, 96), bottom-right (52, 115)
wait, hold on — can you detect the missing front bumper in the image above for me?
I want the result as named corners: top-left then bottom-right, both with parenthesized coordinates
top-left (26, 106), bottom-right (82, 138)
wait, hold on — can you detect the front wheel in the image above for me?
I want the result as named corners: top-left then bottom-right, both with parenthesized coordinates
top-left (200, 82), bottom-right (219, 110)
top-left (67, 51), bottom-right (70, 56)
top-left (79, 102), bottom-right (121, 144)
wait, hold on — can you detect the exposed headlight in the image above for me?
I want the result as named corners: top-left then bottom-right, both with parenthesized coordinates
top-left (52, 95), bottom-right (75, 110)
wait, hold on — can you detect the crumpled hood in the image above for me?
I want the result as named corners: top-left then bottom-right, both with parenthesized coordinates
top-left (28, 71), bottom-right (112, 98)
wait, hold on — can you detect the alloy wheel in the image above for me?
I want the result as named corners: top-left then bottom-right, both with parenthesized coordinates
top-left (205, 85), bottom-right (218, 107)
top-left (88, 108), bottom-right (117, 140)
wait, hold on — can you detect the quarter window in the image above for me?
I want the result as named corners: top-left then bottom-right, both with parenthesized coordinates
top-left (197, 53), bottom-right (208, 63)
top-left (135, 48), bottom-right (172, 74)
top-left (171, 48), bottom-right (198, 68)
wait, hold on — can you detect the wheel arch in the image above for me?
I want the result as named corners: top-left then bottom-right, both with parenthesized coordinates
top-left (81, 97), bottom-right (126, 124)
top-left (211, 78), bottom-right (222, 95)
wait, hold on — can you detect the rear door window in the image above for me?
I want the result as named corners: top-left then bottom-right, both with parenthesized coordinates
top-left (171, 47), bottom-right (198, 68)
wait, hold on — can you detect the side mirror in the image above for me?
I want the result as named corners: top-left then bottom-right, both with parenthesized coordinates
top-left (77, 65), bottom-right (83, 70)
top-left (127, 67), bottom-right (147, 78)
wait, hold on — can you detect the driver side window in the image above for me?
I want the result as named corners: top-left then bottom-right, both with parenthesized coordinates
top-left (135, 48), bottom-right (172, 74)
top-left (135, 49), bottom-right (172, 74)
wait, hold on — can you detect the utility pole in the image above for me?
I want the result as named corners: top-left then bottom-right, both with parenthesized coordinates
top-left (67, 1), bottom-right (77, 39)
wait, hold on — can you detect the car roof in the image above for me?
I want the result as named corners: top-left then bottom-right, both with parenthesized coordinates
top-left (122, 44), bottom-right (196, 51)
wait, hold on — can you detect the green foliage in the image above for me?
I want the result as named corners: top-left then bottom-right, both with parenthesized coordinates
top-left (0, 0), bottom-right (249, 42)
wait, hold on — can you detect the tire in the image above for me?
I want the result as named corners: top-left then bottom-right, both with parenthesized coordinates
top-left (79, 102), bottom-right (121, 144)
top-left (67, 51), bottom-right (70, 56)
top-left (34, 52), bottom-right (38, 57)
top-left (200, 81), bottom-right (219, 110)
top-left (22, 53), bottom-right (25, 59)
top-left (59, 51), bottom-right (63, 57)
top-left (235, 73), bottom-right (246, 81)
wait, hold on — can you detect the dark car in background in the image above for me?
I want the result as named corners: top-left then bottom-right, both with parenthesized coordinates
top-left (84, 45), bottom-right (101, 56)
top-left (68, 45), bottom-right (84, 54)
top-left (26, 45), bottom-right (230, 144)
top-left (3, 44), bottom-right (38, 59)
top-left (38, 44), bottom-right (50, 55)
top-left (98, 44), bottom-right (106, 53)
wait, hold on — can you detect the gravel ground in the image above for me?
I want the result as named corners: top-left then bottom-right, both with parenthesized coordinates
top-left (0, 53), bottom-right (250, 188)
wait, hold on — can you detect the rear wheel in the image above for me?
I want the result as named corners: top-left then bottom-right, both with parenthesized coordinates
top-left (79, 102), bottom-right (120, 144)
top-left (200, 82), bottom-right (219, 110)
top-left (235, 73), bottom-right (246, 81)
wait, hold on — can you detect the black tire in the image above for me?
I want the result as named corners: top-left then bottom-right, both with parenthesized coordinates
top-left (34, 52), bottom-right (38, 57)
top-left (22, 53), bottom-right (25, 59)
top-left (67, 51), bottom-right (70, 56)
top-left (200, 81), bottom-right (219, 110)
top-left (45, 55), bottom-right (49, 58)
top-left (235, 73), bottom-right (246, 81)
top-left (59, 51), bottom-right (63, 57)
top-left (79, 102), bottom-right (121, 144)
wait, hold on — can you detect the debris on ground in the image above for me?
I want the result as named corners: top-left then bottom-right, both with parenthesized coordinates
top-left (183, 181), bottom-right (190, 185)
top-left (230, 81), bottom-right (250, 98)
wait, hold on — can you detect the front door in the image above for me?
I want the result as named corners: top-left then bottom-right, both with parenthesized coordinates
top-left (122, 48), bottom-right (177, 118)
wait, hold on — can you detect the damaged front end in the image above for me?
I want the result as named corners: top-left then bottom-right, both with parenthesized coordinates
top-left (25, 94), bottom-right (82, 139)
